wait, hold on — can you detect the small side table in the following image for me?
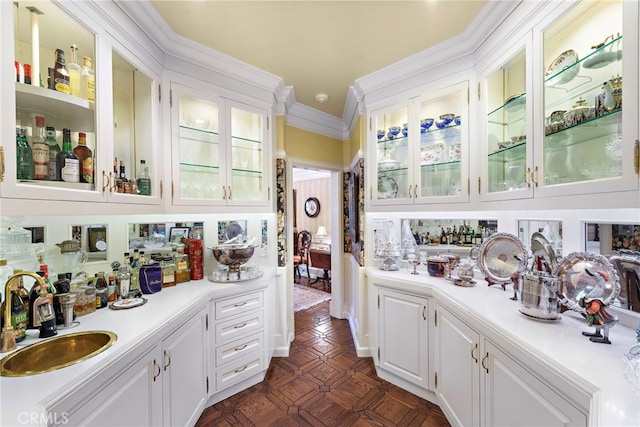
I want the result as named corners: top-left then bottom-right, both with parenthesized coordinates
top-left (309, 248), bottom-right (331, 291)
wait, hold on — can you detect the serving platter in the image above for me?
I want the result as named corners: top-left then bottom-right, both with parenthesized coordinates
top-left (421, 142), bottom-right (446, 165)
top-left (545, 49), bottom-right (579, 86)
top-left (477, 232), bottom-right (529, 284)
top-left (552, 251), bottom-right (620, 305)
top-left (377, 175), bottom-right (398, 199)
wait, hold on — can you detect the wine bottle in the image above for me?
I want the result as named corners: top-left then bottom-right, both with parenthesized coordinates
top-left (46, 126), bottom-right (60, 181)
top-left (56, 129), bottom-right (79, 183)
top-left (16, 127), bottom-right (34, 180)
top-left (73, 132), bottom-right (93, 183)
top-left (52, 48), bottom-right (70, 95)
top-left (67, 45), bottom-right (82, 97)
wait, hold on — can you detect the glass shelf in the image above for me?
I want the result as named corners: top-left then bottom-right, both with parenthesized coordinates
top-left (420, 160), bottom-right (461, 169)
top-left (544, 110), bottom-right (621, 150)
top-left (488, 141), bottom-right (526, 159)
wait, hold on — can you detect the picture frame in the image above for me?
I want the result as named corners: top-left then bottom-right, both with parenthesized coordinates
top-left (88, 226), bottom-right (107, 253)
top-left (169, 226), bottom-right (190, 243)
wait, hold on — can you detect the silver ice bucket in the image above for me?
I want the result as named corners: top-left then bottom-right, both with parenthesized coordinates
top-left (519, 271), bottom-right (562, 321)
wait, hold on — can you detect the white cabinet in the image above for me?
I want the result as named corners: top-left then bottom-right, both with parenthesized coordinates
top-left (478, 0), bottom-right (639, 203)
top-left (169, 81), bottom-right (271, 208)
top-left (2, 0), bottom-right (163, 208)
top-left (209, 290), bottom-right (267, 394)
top-left (162, 307), bottom-right (209, 427)
top-left (434, 304), bottom-right (587, 427)
top-left (68, 307), bottom-right (208, 427)
top-left (369, 81), bottom-right (470, 206)
top-left (377, 287), bottom-right (429, 390)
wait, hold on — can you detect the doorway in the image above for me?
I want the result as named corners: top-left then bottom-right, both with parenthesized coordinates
top-left (291, 166), bottom-right (341, 315)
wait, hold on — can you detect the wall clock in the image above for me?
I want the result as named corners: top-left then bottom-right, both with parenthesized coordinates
top-left (304, 197), bottom-right (320, 217)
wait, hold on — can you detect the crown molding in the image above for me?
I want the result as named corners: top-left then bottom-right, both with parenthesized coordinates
top-left (286, 103), bottom-right (348, 141)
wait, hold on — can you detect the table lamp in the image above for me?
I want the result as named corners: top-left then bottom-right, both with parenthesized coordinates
top-left (317, 225), bottom-right (328, 243)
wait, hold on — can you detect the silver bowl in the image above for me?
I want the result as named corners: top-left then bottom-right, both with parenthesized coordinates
top-left (210, 244), bottom-right (257, 274)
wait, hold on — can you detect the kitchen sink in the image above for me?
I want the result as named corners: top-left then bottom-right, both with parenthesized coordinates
top-left (0, 330), bottom-right (117, 377)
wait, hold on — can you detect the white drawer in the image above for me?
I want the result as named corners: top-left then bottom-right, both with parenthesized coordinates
top-left (216, 351), bottom-right (264, 392)
top-left (215, 291), bottom-right (264, 320)
top-left (216, 332), bottom-right (264, 367)
top-left (215, 310), bottom-right (264, 343)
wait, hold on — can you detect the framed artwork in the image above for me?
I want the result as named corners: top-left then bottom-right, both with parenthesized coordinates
top-left (169, 226), bottom-right (190, 243)
top-left (348, 171), bottom-right (360, 245)
top-left (88, 226), bottom-right (107, 252)
top-left (304, 197), bottom-right (320, 217)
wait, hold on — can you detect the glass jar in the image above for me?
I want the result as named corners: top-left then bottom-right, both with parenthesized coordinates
top-left (161, 256), bottom-right (176, 288)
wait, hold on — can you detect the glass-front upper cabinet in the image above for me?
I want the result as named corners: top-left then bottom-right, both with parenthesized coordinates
top-left (370, 81), bottom-right (469, 206)
top-left (170, 82), bottom-right (269, 207)
top-left (537, 0), bottom-right (638, 196)
top-left (6, 0), bottom-right (99, 202)
top-left (415, 82), bottom-right (468, 204)
top-left (108, 49), bottom-right (159, 205)
top-left (482, 44), bottom-right (533, 201)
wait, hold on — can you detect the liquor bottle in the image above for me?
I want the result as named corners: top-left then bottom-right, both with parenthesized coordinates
top-left (56, 128), bottom-right (80, 182)
top-left (67, 45), bottom-right (82, 97)
top-left (52, 48), bottom-right (70, 95)
top-left (117, 266), bottom-right (131, 300)
top-left (31, 115), bottom-right (49, 180)
top-left (23, 63), bottom-right (32, 85)
top-left (118, 160), bottom-right (129, 193)
top-left (45, 126), bottom-right (61, 181)
top-left (73, 132), bottom-right (93, 183)
top-left (81, 56), bottom-right (95, 102)
top-left (16, 127), bottom-right (34, 180)
top-left (94, 272), bottom-right (108, 309)
top-left (0, 288), bottom-right (28, 343)
top-left (136, 159), bottom-right (151, 195)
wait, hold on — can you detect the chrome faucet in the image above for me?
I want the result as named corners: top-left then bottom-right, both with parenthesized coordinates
top-left (1, 271), bottom-right (49, 353)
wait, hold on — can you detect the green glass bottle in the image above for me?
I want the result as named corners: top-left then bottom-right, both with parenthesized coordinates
top-left (46, 126), bottom-right (60, 181)
top-left (56, 128), bottom-right (79, 182)
top-left (16, 127), bottom-right (33, 180)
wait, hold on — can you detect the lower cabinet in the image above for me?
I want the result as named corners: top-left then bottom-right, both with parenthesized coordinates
top-left (210, 290), bottom-right (266, 394)
top-left (434, 304), bottom-right (587, 427)
top-left (69, 307), bottom-right (208, 427)
top-left (378, 287), bottom-right (429, 389)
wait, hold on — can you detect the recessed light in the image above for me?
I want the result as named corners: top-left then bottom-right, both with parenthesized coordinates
top-left (315, 93), bottom-right (329, 103)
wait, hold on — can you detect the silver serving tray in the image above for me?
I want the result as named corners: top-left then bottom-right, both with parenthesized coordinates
top-left (478, 232), bottom-right (529, 284)
top-left (552, 251), bottom-right (620, 305)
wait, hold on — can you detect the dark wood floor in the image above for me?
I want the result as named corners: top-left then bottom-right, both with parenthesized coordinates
top-left (196, 301), bottom-right (450, 426)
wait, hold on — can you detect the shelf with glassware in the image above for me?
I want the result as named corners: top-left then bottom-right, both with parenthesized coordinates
top-left (170, 83), bottom-right (269, 207)
top-left (536, 0), bottom-right (637, 197)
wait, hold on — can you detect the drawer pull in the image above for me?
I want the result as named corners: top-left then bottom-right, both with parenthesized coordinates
top-left (481, 353), bottom-right (489, 374)
top-left (163, 350), bottom-right (171, 371)
top-left (234, 322), bottom-right (248, 329)
top-left (234, 344), bottom-right (248, 352)
top-left (471, 343), bottom-right (478, 363)
top-left (153, 359), bottom-right (161, 382)
top-left (234, 365), bottom-right (248, 373)
top-left (234, 302), bottom-right (247, 307)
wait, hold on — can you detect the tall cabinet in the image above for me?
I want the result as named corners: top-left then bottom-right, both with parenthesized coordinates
top-left (2, 0), bottom-right (162, 207)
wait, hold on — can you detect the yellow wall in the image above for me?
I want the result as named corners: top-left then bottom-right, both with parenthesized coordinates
top-left (284, 125), bottom-right (343, 166)
top-left (346, 115), bottom-right (365, 165)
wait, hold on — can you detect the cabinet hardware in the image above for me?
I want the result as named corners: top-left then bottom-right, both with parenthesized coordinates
top-left (377, 295), bottom-right (380, 309)
top-left (205, 314), bottom-right (208, 331)
top-left (435, 372), bottom-right (438, 388)
top-left (171, 180), bottom-right (174, 199)
top-left (434, 310), bottom-right (437, 327)
top-left (525, 167), bottom-right (531, 188)
top-left (234, 322), bottom-right (247, 329)
top-left (409, 185), bottom-right (413, 198)
top-left (234, 344), bottom-right (248, 352)
top-left (110, 172), bottom-right (117, 192)
top-left (163, 350), bottom-right (171, 371)
top-left (414, 184), bottom-right (418, 198)
top-left (378, 347), bottom-right (380, 359)
top-left (422, 306), bottom-right (426, 320)
top-left (268, 186), bottom-right (271, 201)
top-left (471, 343), bottom-right (478, 363)
top-left (369, 117), bottom-right (372, 130)
top-left (228, 186), bottom-right (232, 200)
top-left (468, 177), bottom-right (470, 196)
top-left (467, 87), bottom-right (470, 105)
top-left (634, 140), bottom-right (639, 174)
top-left (234, 365), bottom-right (248, 373)
top-left (481, 353), bottom-right (489, 373)
top-left (0, 147), bottom-right (4, 182)
top-left (169, 89), bottom-right (172, 108)
top-left (101, 170), bottom-right (109, 192)
top-left (160, 180), bottom-right (163, 199)
top-left (158, 84), bottom-right (161, 103)
top-left (478, 176), bottom-right (481, 194)
top-left (153, 359), bottom-right (161, 381)
top-left (267, 116), bottom-right (269, 130)
top-left (206, 377), bottom-right (209, 394)
top-left (531, 166), bottom-right (538, 187)
top-left (477, 82), bottom-right (481, 101)
top-left (234, 302), bottom-right (247, 307)
top-left (222, 186), bottom-right (227, 200)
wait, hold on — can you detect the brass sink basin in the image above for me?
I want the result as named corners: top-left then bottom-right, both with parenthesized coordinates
top-left (0, 330), bottom-right (117, 377)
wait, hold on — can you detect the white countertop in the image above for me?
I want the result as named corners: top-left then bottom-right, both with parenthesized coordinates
top-left (0, 269), bottom-right (275, 427)
top-left (367, 267), bottom-right (640, 427)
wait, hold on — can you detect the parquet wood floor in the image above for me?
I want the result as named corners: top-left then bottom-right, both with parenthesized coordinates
top-left (196, 301), bottom-right (450, 426)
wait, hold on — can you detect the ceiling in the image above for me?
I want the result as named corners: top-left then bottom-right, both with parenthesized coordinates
top-left (150, 1), bottom-right (487, 119)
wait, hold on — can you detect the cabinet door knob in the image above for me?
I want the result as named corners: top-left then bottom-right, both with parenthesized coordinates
top-left (163, 350), bottom-right (171, 371)
top-left (531, 166), bottom-right (538, 187)
top-left (153, 359), bottom-right (161, 381)
top-left (471, 343), bottom-right (478, 363)
top-left (228, 186), bottom-right (232, 200)
top-left (102, 171), bottom-right (110, 192)
top-left (525, 168), bottom-right (531, 188)
top-left (481, 352), bottom-right (489, 373)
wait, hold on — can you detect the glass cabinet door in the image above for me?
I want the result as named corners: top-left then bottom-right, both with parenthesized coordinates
top-left (484, 48), bottom-right (530, 198)
top-left (171, 83), bottom-right (223, 205)
top-left (227, 102), bottom-right (267, 204)
top-left (373, 106), bottom-right (410, 203)
top-left (110, 49), bottom-right (158, 204)
top-left (9, 0), bottom-right (99, 202)
top-left (416, 83), bottom-right (468, 202)
top-left (541, 0), bottom-right (628, 192)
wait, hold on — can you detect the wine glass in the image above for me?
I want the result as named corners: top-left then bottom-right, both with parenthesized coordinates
top-left (409, 258), bottom-right (421, 275)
